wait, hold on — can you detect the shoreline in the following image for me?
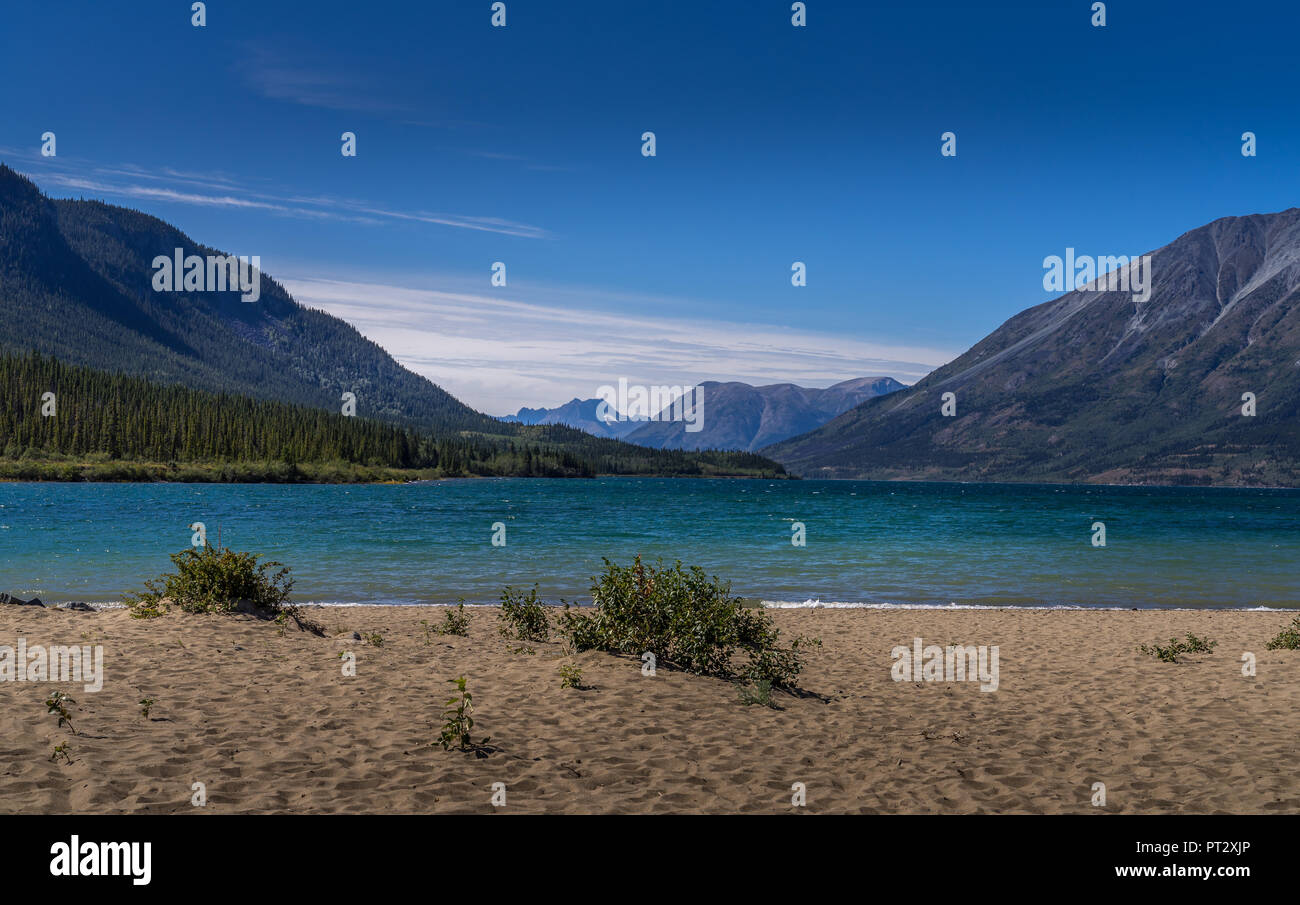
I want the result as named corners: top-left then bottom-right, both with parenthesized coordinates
top-left (0, 467), bottom-right (791, 486)
top-left (21, 599), bottom-right (1300, 613)
top-left (5, 473), bottom-right (1300, 489)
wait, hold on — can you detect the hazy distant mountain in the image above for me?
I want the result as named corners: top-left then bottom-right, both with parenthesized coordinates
top-left (500, 398), bottom-right (647, 439)
top-left (625, 378), bottom-right (905, 451)
top-left (504, 377), bottom-right (905, 450)
top-left (765, 209), bottom-right (1300, 486)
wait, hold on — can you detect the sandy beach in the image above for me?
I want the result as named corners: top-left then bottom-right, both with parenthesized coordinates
top-left (1, 604), bottom-right (1296, 814)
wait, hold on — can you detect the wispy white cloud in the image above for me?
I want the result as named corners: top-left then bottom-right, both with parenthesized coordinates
top-left (280, 275), bottom-right (953, 415)
top-left (90, 163), bottom-right (246, 190)
top-left (337, 204), bottom-right (549, 238)
top-left (18, 157), bottom-right (549, 237)
top-left (45, 175), bottom-right (291, 212)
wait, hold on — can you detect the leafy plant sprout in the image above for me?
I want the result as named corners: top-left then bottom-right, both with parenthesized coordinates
top-left (559, 662), bottom-right (584, 689)
top-left (437, 676), bottom-right (491, 753)
top-left (45, 692), bottom-right (77, 735)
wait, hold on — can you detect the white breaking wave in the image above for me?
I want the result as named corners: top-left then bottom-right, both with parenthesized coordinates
top-left (760, 599), bottom-right (1292, 612)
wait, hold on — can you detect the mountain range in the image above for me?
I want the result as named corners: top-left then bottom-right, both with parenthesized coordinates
top-left (501, 378), bottom-right (906, 451)
top-left (765, 209), bottom-right (1300, 486)
top-left (9, 160), bottom-right (1300, 487)
top-left (500, 397), bottom-right (647, 439)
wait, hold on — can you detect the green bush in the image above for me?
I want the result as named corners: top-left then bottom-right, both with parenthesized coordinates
top-left (1266, 615), bottom-right (1300, 651)
top-left (434, 601), bottom-right (471, 637)
top-left (127, 545), bottom-right (293, 617)
top-left (558, 662), bottom-right (584, 689)
top-left (556, 557), bottom-right (818, 688)
top-left (1139, 633), bottom-right (1218, 663)
top-left (498, 585), bottom-right (550, 643)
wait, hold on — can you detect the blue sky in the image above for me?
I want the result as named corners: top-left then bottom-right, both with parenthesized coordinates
top-left (3, 0), bottom-right (1297, 413)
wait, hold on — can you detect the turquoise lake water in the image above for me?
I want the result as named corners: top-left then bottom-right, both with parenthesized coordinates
top-left (1, 478), bottom-right (1297, 609)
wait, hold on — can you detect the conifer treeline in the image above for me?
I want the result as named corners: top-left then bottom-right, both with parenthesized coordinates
top-left (0, 353), bottom-right (787, 479)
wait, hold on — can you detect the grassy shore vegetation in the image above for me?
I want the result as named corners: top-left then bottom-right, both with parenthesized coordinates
top-left (0, 352), bottom-right (789, 481)
top-left (122, 546), bottom-right (818, 701)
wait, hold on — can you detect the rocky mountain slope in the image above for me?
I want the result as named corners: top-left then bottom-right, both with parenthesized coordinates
top-left (765, 210), bottom-right (1300, 486)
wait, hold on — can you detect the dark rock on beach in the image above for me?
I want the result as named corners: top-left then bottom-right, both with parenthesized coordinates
top-left (0, 593), bottom-right (43, 607)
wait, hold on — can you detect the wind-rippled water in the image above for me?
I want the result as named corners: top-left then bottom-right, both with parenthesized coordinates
top-left (2, 478), bottom-right (1297, 609)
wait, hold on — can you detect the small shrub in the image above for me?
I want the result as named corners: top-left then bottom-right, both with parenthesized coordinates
top-left (362, 632), bottom-right (383, 647)
top-left (499, 585), bottom-right (550, 643)
top-left (1266, 616), bottom-right (1300, 651)
top-left (737, 678), bottom-right (776, 708)
top-left (559, 662), bottom-right (584, 689)
top-left (1139, 633), bottom-right (1218, 663)
top-left (126, 546), bottom-right (293, 617)
top-left (139, 698), bottom-right (154, 720)
top-left (435, 601), bottom-right (471, 638)
top-left (556, 557), bottom-right (818, 688)
top-left (437, 676), bottom-right (491, 752)
top-left (49, 743), bottom-right (72, 765)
